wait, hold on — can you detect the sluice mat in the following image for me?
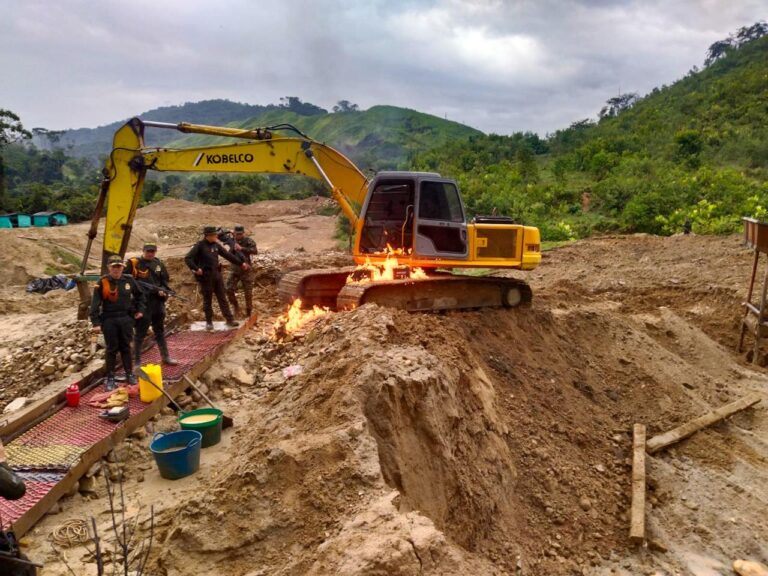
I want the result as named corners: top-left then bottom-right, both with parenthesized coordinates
top-left (0, 472), bottom-right (63, 529)
top-left (5, 445), bottom-right (86, 470)
top-left (9, 387), bottom-right (145, 452)
top-left (0, 326), bottom-right (240, 532)
top-left (120, 328), bottom-right (237, 382)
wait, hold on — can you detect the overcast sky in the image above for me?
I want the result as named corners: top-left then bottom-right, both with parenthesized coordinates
top-left (1, 0), bottom-right (764, 135)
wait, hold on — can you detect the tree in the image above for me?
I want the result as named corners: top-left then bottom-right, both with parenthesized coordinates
top-left (674, 129), bottom-right (703, 168)
top-left (0, 109), bottom-right (31, 146)
top-left (517, 146), bottom-right (538, 183)
top-left (332, 100), bottom-right (359, 113)
top-left (278, 96), bottom-right (327, 116)
top-left (735, 21), bottom-right (768, 45)
top-left (704, 38), bottom-right (734, 66)
top-left (0, 109), bottom-right (32, 209)
top-left (599, 93), bottom-right (639, 119)
top-left (32, 126), bottom-right (65, 146)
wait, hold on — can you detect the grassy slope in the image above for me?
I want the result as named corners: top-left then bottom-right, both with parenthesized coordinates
top-left (167, 105), bottom-right (483, 170)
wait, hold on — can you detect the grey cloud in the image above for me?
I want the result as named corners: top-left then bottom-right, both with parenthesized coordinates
top-left (0, 0), bottom-right (764, 135)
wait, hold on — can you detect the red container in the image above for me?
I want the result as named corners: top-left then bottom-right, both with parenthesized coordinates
top-left (66, 383), bottom-right (80, 407)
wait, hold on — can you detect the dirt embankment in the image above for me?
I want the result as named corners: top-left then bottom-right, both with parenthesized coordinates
top-left (132, 235), bottom-right (766, 575)
top-left (11, 229), bottom-right (768, 575)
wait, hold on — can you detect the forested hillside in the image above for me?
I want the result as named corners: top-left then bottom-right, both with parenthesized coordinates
top-left (171, 105), bottom-right (482, 171)
top-left (0, 99), bottom-right (479, 218)
top-left (413, 23), bottom-right (768, 239)
top-left (46, 99), bottom-right (280, 160)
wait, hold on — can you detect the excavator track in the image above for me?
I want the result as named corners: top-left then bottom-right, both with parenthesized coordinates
top-left (338, 275), bottom-right (532, 311)
top-left (277, 267), bottom-right (357, 309)
top-left (278, 269), bottom-right (532, 312)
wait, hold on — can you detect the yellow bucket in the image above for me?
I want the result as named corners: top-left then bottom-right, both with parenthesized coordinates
top-left (138, 363), bottom-right (163, 403)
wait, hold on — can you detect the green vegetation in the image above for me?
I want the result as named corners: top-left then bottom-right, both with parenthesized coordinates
top-left (165, 104), bottom-right (482, 171)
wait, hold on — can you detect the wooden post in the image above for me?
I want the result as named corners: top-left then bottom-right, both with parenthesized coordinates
top-left (739, 250), bottom-right (760, 352)
top-left (753, 262), bottom-right (768, 364)
top-left (646, 393), bottom-right (762, 455)
top-left (629, 423), bottom-right (646, 544)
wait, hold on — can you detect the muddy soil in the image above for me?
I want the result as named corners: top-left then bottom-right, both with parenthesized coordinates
top-left (6, 223), bottom-right (767, 575)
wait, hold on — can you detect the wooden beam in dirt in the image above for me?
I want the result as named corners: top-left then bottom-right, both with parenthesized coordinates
top-left (629, 423), bottom-right (647, 544)
top-left (734, 560), bottom-right (768, 576)
top-left (646, 393), bottom-right (763, 455)
top-left (8, 316), bottom-right (257, 538)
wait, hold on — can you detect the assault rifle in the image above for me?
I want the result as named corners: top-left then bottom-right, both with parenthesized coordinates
top-left (134, 279), bottom-right (191, 303)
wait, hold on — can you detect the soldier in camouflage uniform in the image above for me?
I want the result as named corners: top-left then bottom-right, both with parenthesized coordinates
top-left (126, 243), bottom-right (178, 366)
top-left (90, 255), bottom-right (145, 390)
top-left (226, 225), bottom-right (258, 318)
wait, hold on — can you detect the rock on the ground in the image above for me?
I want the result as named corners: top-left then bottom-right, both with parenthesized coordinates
top-left (3, 397), bottom-right (27, 413)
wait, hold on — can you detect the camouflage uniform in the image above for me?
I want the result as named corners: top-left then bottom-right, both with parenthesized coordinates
top-left (226, 230), bottom-right (257, 317)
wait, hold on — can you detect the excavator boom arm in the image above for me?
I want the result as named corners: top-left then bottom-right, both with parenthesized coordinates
top-left (98, 118), bottom-right (368, 269)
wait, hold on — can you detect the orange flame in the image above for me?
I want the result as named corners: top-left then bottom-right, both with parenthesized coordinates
top-left (272, 298), bottom-right (329, 338)
top-left (347, 244), bottom-right (428, 284)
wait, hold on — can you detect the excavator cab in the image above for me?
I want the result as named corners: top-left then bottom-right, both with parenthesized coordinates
top-left (358, 172), bottom-right (468, 262)
top-left (414, 179), bottom-right (468, 259)
top-left (359, 178), bottom-right (415, 253)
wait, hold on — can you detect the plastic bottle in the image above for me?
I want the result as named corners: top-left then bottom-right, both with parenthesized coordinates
top-left (66, 383), bottom-right (80, 407)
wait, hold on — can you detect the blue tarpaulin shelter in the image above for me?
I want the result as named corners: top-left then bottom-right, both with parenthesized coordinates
top-left (10, 213), bottom-right (31, 227)
top-left (32, 211), bottom-right (68, 227)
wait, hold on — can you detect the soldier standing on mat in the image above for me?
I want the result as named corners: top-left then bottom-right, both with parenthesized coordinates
top-left (126, 242), bottom-right (178, 366)
top-left (226, 224), bottom-right (258, 318)
top-left (185, 225), bottom-right (249, 331)
top-left (91, 255), bottom-right (145, 390)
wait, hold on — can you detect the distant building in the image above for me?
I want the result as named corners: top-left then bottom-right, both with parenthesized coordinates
top-left (0, 213), bottom-right (32, 228)
top-left (32, 211), bottom-right (68, 227)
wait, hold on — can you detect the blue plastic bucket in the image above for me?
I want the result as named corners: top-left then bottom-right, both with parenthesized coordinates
top-left (149, 430), bottom-right (202, 480)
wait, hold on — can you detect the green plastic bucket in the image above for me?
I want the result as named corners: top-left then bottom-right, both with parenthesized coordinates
top-left (178, 408), bottom-right (223, 448)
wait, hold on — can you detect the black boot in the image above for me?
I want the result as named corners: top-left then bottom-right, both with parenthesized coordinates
top-left (158, 341), bottom-right (179, 366)
top-left (227, 290), bottom-right (240, 318)
top-left (133, 339), bottom-right (142, 368)
top-left (0, 462), bottom-right (26, 500)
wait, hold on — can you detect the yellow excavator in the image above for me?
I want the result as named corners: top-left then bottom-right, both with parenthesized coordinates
top-left (77, 117), bottom-right (541, 315)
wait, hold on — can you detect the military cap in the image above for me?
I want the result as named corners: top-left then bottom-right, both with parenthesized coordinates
top-left (203, 225), bottom-right (217, 235)
top-left (143, 242), bottom-right (158, 251)
top-left (107, 255), bottom-right (125, 267)
top-left (234, 225), bottom-right (245, 232)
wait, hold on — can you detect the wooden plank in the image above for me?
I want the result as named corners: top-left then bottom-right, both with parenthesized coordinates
top-left (629, 423), bottom-right (647, 544)
top-left (734, 560), bottom-right (768, 576)
top-left (10, 316), bottom-right (257, 537)
top-left (646, 393), bottom-right (763, 455)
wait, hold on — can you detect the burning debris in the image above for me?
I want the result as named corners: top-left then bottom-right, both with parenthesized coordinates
top-left (345, 247), bottom-right (428, 285)
top-left (272, 298), bottom-right (330, 340)
top-left (272, 248), bottom-right (431, 340)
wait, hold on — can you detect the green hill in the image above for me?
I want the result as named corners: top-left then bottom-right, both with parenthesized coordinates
top-left (4, 100), bottom-right (481, 218)
top-left (51, 100), bottom-right (481, 171)
top-left (170, 105), bottom-right (482, 170)
top-left (47, 99), bottom-right (279, 160)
